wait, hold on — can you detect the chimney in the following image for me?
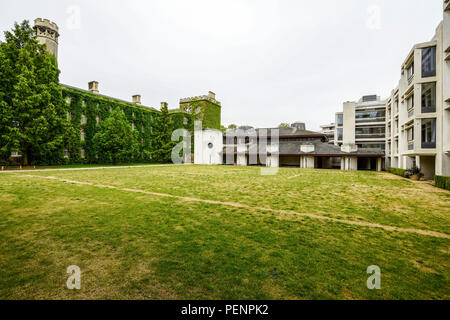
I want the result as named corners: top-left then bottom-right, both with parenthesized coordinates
top-left (132, 95), bottom-right (141, 105)
top-left (160, 102), bottom-right (168, 110)
top-left (88, 81), bottom-right (99, 94)
top-left (208, 91), bottom-right (216, 100)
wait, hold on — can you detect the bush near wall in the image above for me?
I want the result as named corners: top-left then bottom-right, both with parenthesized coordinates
top-left (435, 175), bottom-right (450, 191)
top-left (388, 167), bottom-right (407, 177)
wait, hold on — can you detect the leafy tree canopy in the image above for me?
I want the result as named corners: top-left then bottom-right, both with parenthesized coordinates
top-left (92, 108), bottom-right (139, 165)
top-left (278, 123), bottom-right (290, 128)
top-left (0, 20), bottom-right (65, 165)
top-left (147, 103), bottom-right (177, 163)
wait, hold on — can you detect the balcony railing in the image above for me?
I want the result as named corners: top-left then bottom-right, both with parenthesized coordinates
top-left (355, 117), bottom-right (386, 124)
top-left (355, 134), bottom-right (386, 139)
top-left (421, 105), bottom-right (436, 113)
top-left (408, 74), bottom-right (414, 85)
top-left (408, 108), bottom-right (414, 118)
top-left (422, 141), bottom-right (436, 149)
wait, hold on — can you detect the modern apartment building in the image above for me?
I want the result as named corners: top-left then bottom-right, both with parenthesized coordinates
top-left (320, 123), bottom-right (335, 144)
top-left (330, 95), bottom-right (387, 153)
top-left (385, 1), bottom-right (450, 179)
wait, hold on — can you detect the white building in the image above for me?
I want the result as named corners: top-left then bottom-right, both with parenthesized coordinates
top-left (386, 1), bottom-right (450, 179)
top-left (335, 95), bottom-right (387, 153)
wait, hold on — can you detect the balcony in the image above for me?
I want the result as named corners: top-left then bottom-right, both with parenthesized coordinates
top-left (422, 141), bottom-right (436, 149)
top-left (355, 117), bottom-right (386, 124)
top-left (407, 74), bottom-right (414, 85)
top-left (408, 108), bottom-right (414, 118)
top-left (421, 105), bottom-right (436, 113)
top-left (445, 44), bottom-right (450, 61)
top-left (355, 134), bottom-right (386, 139)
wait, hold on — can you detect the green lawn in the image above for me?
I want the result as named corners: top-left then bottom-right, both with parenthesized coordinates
top-left (0, 165), bottom-right (449, 299)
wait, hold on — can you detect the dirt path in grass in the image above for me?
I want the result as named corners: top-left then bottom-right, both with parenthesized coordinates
top-left (18, 174), bottom-right (450, 240)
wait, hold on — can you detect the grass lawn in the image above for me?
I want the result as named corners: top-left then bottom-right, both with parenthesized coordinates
top-left (0, 165), bottom-right (449, 299)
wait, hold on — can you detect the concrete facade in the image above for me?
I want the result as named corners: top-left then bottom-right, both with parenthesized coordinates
top-left (333, 96), bottom-right (387, 152)
top-left (385, 1), bottom-right (450, 179)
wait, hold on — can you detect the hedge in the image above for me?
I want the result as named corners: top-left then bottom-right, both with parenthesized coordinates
top-left (435, 175), bottom-right (450, 191)
top-left (388, 167), bottom-right (407, 177)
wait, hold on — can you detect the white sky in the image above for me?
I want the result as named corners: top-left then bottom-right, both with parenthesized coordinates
top-left (0, 0), bottom-right (444, 130)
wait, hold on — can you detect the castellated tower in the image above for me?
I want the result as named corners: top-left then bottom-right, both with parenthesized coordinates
top-left (33, 18), bottom-right (59, 60)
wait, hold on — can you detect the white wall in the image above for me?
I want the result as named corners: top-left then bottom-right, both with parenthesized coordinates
top-left (194, 129), bottom-right (223, 165)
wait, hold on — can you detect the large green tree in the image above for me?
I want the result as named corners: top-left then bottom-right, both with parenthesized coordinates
top-left (147, 103), bottom-right (176, 163)
top-left (0, 20), bottom-right (65, 165)
top-left (92, 108), bottom-right (139, 165)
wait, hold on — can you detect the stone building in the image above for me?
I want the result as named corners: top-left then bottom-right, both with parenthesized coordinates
top-left (32, 18), bottom-right (221, 163)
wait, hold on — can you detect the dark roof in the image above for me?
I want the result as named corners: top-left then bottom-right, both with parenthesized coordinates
top-left (226, 127), bottom-right (325, 138)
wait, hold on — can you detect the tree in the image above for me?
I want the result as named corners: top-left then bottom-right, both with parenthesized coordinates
top-left (278, 123), bottom-right (290, 128)
top-left (147, 103), bottom-right (176, 163)
top-left (92, 108), bottom-right (139, 165)
top-left (227, 124), bottom-right (237, 129)
top-left (0, 20), bottom-right (65, 165)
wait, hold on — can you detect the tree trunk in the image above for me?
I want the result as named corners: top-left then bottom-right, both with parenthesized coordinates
top-left (23, 149), bottom-right (29, 166)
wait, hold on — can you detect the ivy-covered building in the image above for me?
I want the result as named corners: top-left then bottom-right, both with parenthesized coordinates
top-left (33, 18), bottom-right (221, 164)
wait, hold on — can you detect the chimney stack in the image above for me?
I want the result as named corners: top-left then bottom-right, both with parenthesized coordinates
top-left (132, 95), bottom-right (141, 105)
top-left (160, 102), bottom-right (168, 109)
top-left (208, 91), bottom-right (216, 100)
top-left (88, 81), bottom-right (99, 94)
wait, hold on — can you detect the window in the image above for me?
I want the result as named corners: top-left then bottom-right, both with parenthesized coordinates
top-left (81, 149), bottom-right (85, 158)
top-left (407, 95), bottom-right (414, 110)
top-left (422, 47), bottom-right (436, 78)
top-left (421, 82), bottom-right (436, 113)
top-left (421, 118), bottom-right (436, 148)
top-left (407, 95), bottom-right (414, 118)
top-left (337, 128), bottom-right (343, 141)
top-left (131, 123), bottom-right (135, 130)
top-left (407, 127), bottom-right (414, 141)
top-left (183, 117), bottom-right (188, 125)
top-left (82, 100), bottom-right (86, 107)
top-left (355, 109), bottom-right (386, 123)
top-left (66, 97), bottom-right (71, 104)
top-left (336, 114), bottom-right (343, 126)
top-left (362, 95), bottom-right (377, 102)
top-left (64, 149), bottom-right (70, 158)
top-left (407, 63), bottom-right (414, 82)
top-left (81, 115), bottom-right (86, 124)
top-left (355, 126), bottom-right (385, 139)
top-left (407, 127), bottom-right (414, 150)
top-left (96, 116), bottom-right (100, 124)
top-left (80, 129), bottom-right (85, 141)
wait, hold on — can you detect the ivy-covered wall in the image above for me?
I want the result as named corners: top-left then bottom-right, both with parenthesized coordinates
top-left (180, 96), bottom-right (222, 130)
top-left (61, 85), bottom-right (206, 164)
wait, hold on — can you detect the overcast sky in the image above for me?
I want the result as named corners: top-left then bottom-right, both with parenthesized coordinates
top-left (0, 0), bottom-right (444, 130)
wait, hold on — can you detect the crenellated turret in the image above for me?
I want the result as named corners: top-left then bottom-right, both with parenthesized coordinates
top-left (34, 18), bottom-right (59, 60)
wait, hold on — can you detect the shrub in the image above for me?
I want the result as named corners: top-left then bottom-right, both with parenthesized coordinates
top-left (435, 175), bottom-right (450, 191)
top-left (388, 167), bottom-right (407, 177)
